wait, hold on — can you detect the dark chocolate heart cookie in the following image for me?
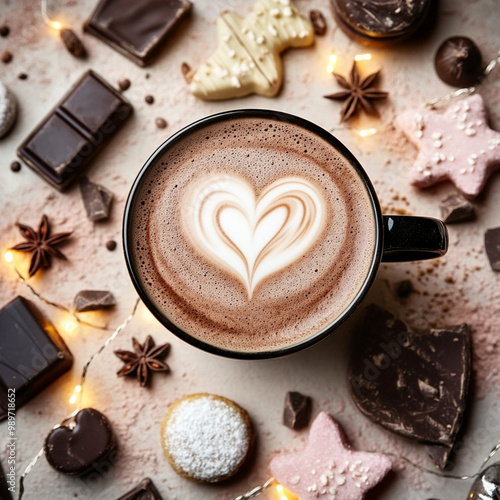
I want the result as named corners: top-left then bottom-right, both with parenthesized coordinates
top-left (44, 407), bottom-right (117, 476)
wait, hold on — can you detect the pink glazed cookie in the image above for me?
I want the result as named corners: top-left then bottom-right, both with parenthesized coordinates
top-left (397, 94), bottom-right (500, 198)
top-left (270, 412), bottom-right (392, 499)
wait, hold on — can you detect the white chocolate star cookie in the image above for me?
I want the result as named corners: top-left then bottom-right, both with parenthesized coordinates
top-left (190, 0), bottom-right (314, 100)
top-left (0, 82), bottom-right (17, 138)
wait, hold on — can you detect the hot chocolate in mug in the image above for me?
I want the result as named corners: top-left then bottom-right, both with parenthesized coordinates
top-left (123, 110), bottom-right (448, 359)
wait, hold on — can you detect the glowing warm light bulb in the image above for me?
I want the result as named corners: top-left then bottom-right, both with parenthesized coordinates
top-left (60, 315), bottom-right (79, 335)
top-left (276, 484), bottom-right (291, 500)
top-left (5, 251), bottom-right (13, 264)
top-left (327, 53), bottom-right (337, 74)
top-left (50, 20), bottom-right (62, 30)
top-left (141, 304), bottom-right (157, 323)
top-left (69, 385), bottom-right (82, 405)
top-left (354, 53), bottom-right (372, 61)
top-left (358, 128), bottom-right (377, 137)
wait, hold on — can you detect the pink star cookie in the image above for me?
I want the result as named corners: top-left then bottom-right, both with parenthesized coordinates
top-left (269, 412), bottom-right (392, 500)
top-left (397, 94), bottom-right (500, 198)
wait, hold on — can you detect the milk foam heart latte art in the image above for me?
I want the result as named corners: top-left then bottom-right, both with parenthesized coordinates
top-left (128, 116), bottom-right (377, 353)
top-left (182, 174), bottom-right (327, 299)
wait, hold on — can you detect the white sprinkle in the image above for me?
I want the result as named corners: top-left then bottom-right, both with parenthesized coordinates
top-left (290, 476), bottom-right (301, 484)
top-left (247, 30), bottom-right (255, 40)
top-left (280, 0), bottom-right (290, 4)
top-left (329, 486), bottom-right (338, 494)
top-left (256, 35), bottom-right (266, 44)
top-left (457, 123), bottom-right (465, 130)
top-left (465, 128), bottom-right (476, 136)
top-left (299, 30), bottom-right (309, 38)
top-left (449, 155), bottom-right (455, 161)
top-left (268, 24), bottom-right (278, 36)
top-left (395, 7), bottom-right (401, 13)
top-left (228, 49), bottom-right (236, 58)
top-left (432, 132), bottom-right (442, 140)
top-left (459, 168), bottom-right (467, 174)
top-left (336, 476), bottom-right (346, 485)
top-left (433, 140), bottom-right (443, 148)
top-left (480, 149), bottom-right (486, 155)
top-left (415, 130), bottom-right (423, 139)
top-left (283, 6), bottom-right (293, 16)
top-left (231, 76), bottom-right (241, 88)
top-left (320, 474), bottom-right (328, 485)
top-left (423, 170), bottom-right (432, 178)
top-left (469, 166), bottom-right (475, 173)
top-left (270, 8), bottom-right (281, 17)
top-left (223, 34), bottom-right (231, 42)
top-left (311, 469), bottom-right (316, 475)
top-left (476, 120), bottom-right (483, 126)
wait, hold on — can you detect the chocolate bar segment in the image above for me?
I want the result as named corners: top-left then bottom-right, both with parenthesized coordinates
top-left (84, 0), bottom-right (192, 67)
top-left (17, 70), bottom-right (132, 191)
top-left (116, 478), bottom-right (163, 499)
top-left (0, 296), bottom-right (73, 420)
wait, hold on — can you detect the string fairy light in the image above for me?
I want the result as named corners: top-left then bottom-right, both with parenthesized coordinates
top-left (41, 0), bottom-right (65, 30)
top-left (4, 249), bottom-right (109, 332)
top-left (354, 53), bottom-right (372, 61)
top-left (18, 297), bottom-right (140, 499)
top-left (326, 53), bottom-right (338, 74)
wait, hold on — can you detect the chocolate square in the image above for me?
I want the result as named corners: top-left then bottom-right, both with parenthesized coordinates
top-left (485, 227), bottom-right (500, 271)
top-left (0, 297), bottom-right (73, 419)
top-left (84, 0), bottom-right (192, 67)
top-left (17, 70), bottom-right (132, 191)
top-left (116, 478), bottom-right (163, 499)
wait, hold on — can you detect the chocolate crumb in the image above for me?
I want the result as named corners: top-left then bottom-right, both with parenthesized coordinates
top-left (440, 193), bottom-right (475, 223)
top-left (118, 78), bottom-right (131, 91)
top-left (0, 26), bottom-right (10, 37)
top-left (60, 29), bottom-right (86, 58)
top-left (283, 391), bottom-right (312, 429)
top-left (17, 73), bottom-right (28, 80)
top-left (181, 62), bottom-right (193, 83)
top-left (10, 161), bottom-right (21, 172)
top-left (395, 279), bottom-right (413, 298)
top-left (1, 51), bottom-right (13, 63)
top-left (145, 95), bottom-right (154, 104)
top-left (485, 227), bottom-right (500, 271)
top-left (155, 117), bottom-right (167, 129)
top-left (309, 10), bottom-right (327, 36)
top-left (145, 73), bottom-right (150, 79)
top-left (106, 240), bottom-right (117, 251)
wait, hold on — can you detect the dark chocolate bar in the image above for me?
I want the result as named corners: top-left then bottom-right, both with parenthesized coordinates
top-left (84, 0), bottom-right (192, 67)
top-left (116, 478), bottom-right (163, 499)
top-left (17, 70), bottom-right (132, 191)
top-left (0, 296), bottom-right (73, 419)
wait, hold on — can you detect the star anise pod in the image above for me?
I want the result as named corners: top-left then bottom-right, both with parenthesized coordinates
top-left (114, 336), bottom-right (170, 387)
top-left (324, 61), bottom-right (388, 123)
top-left (10, 214), bottom-right (72, 277)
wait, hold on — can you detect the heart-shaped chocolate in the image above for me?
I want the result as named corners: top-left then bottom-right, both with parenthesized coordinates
top-left (44, 408), bottom-right (117, 476)
top-left (182, 173), bottom-right (326, 299)
top-left (348, 305), bottom-right (471, 468)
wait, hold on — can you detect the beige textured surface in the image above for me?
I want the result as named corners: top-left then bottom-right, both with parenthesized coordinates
top-left (0, 0), bottom-right (499, 499)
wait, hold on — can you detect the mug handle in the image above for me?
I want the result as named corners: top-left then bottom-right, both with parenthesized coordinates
top-left (382, 215), bottom-right (448, 262)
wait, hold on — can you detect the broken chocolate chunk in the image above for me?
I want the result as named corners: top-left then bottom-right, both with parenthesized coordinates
top-left (116, 478), bottom-right (163, 499)
top-left (79, 176), bottom-right (113, 221)
top-left (440, 193), bottom-right (475, 223)
top-left (348, 305), bottom-right (471, 469)
top-left (395, 279), bottom-right (413, 298)
top-left (425, 443), bottom-right (452, 470)
top-left (468, 463), bottom-right (500, 499)
top-left (485, 227), bottom-right (500, 272)
top-left (0, 296), bottom-right (73, 419)
top-left (283, 391), bottom-right (312, 430)
top-left (73, 290), bottom-right (116, 313)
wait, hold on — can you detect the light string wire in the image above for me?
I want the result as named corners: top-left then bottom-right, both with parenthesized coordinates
top-left (10, 264), bottom-right (110, 331)
top-left (11, 256), bottom-right (141, 499)
top-left (425, 50), bottom-right (500, 109)
top-left (40, 0), bottom-right (67, 29)
top-left (233, 439), bottom-right (500, 500)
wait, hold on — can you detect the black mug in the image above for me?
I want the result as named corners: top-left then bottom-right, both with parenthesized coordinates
top-left (123, 110), bottom-right (448, 359)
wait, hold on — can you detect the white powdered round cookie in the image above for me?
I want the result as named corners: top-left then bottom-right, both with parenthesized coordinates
top-left (161, 393), bottom-right (253, 483)
top-left (0, 82), bottom-right (17, 138)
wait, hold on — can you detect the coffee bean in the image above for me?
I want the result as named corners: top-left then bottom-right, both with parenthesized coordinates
top-left (1, 51), bottom-right (13, 63)
top-left (106, 240), bottom-right (117, 251)
top-left (118, 78), bottom-right (131, 91)
top-left (10, 161), bottom-right (21, 172)
top-left (0, 25), bottom-right (10, 37)
top-left (145, 95), bottom-right (154, 104)
top-left (155, 118), bottom-right (167, 129)
top-left (18, 73), bottom-right (28, 80)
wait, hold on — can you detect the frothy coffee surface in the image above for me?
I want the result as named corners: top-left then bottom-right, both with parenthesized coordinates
top-left (130, 117), bottom-right (376, 353)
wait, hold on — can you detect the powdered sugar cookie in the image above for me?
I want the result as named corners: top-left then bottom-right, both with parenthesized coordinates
top-left (161, 393), bottom-right (254, 483)
top-left (0, 82), bottom-right (17, 138)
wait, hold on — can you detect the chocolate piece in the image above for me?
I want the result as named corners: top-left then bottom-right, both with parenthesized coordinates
top-left (468, 463), bottom-right (500, 499)
top-left (0, 26), bottom-right (9, 37)
top-left (485, 227), bottom-right (500, 271)
top-left (74, 290), bottom-right (116, 313)
top-left (440, 193), bottom-right (475, 223)
top-left (435, 37), bottom-right (482, 88)
top-left (145, 95), bottom-right (154, 104)
top-left (60, 29), bottom-right (86, 58)
top-left (10, 161), bottom-right (21, 172)
top-left (425, 444), bottom-right (452, 470)
top-left (330, 0), bottom-right (432, 45)
top-left (17, 73), bottom-right (28, 80)
top-left (17, 70), bottom-right (132, 191)
top-left (155, 118), bottom-right (167, 129)
top-left (79, 176), bottom-right (113, 221)
top-left (309, 10), bottom-right (327, 36)
top-left (1, 51), bottom-right (12, 63)
top-left (106, 239), bottom-right (117, 251)
top-left (0, 296), bottom-right (73, 420)
top-left (84, 0), bottom-right (192, 67)
top-left (395, 279), bottom-right (413, 298)
top-left (348, 305), bottom-right (471, 468)
top-left (118, 78), bottom-right (131, 91)
top-left (45, 408), bottom-right (117, 476)
top-left (116, 478), bottom-right (163, 500)
top-left (283, 391), bottom-right (312, 430)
